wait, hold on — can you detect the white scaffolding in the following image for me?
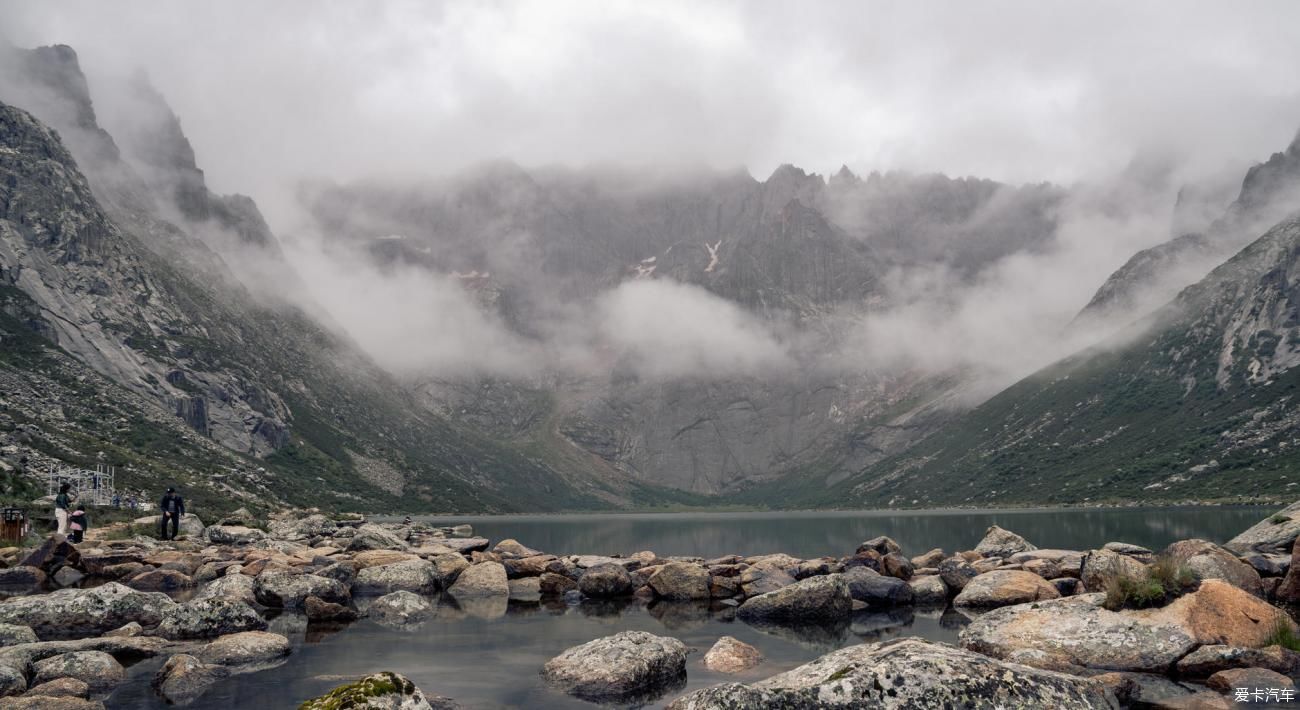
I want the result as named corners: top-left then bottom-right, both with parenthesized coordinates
top-left (46, 463), bottom-right (116, 507)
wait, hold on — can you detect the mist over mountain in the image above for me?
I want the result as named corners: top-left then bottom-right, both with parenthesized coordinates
top-left (2, 3), bottom-right (1300, 511)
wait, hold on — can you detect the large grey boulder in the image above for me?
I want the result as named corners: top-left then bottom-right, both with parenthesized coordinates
top-left (447, 562), bottom-right (508, 598)
top-left (974, 525), bottom-right (1037, 558)
top-left (844, 567), bottom-right (914, 607)
top-left (953, 570), bottom-right (1061, 609)
top-left (0, 583), bottom-right (174, 638)
top-left (737, 575), bottom-right (852, 625)
top-left (937, 557), bottom-right (980, 592)
top-left (542, 630), bottom-right (687, 702)
top-left (192, 574), bottom-right (258, 606)
top-left (1162, 539), bottom-right (1263, 596)
top-left (909, 575), bottom-right (949, 606)
top-left (666, 638), bottom-right (1119, 709)
top-left (353, 559), bottom-right (439, 596)
top-left (345, 525), bottom-right (409, 553)
top-left (253, 570), bottom-right (349, 609)
top-left (1080, 549), bottom-right (1147, 592)
top-left (1227, 501), bottom-right (1300, 554)
top-left (156, 598), bottom-right (267, 640)
top-left (702, 636), bottom-right (764, 674)
top-left (578, 563), bottom-right (633, 598)
top-left (31, 651), bottom-right (124, 695)
top-left (959, 594), bottom-right (1196, 673)
top-left (429, 553), bottom-right (469, 588)
top-left (205, 525), bottom-right (266, 545)
top-left (197, 631), bottom-right (292, 669)
top-left (151, 654), bottom-right (230, 705)
top-left (268, 514), bottom-right (337, 541)
top-left (368, 591), bottom-right (434, 628)
top-left (648, 562), bottom-right (710, 600)
top-left (0, 624), bottom-right (38, 647)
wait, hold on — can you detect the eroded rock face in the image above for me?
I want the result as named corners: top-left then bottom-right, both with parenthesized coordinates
top-left (974, 526), bottom-right (1037, 559)
top-left (0, 583), bottom-right (174, 638)
top-left (737, 575), bottom-right (852, 625)
top-left (300, 671), bottom-right (448, 710)
top-left (577, 564), bottom-right (633, 598)
top-left (32, 651), bottom-right (124, 695)
top-left (953, 570), bottom-right (1061, 609)
top-left (702, 636), bottom-right (764, 674)
top-left (156, 598), bottom-right (267, 640)
top-left (542, 630), bottom-right (687, 703)
top-left (447, 562), bottom-right (508, 598)
top-left (151, 653), bottom-right (230, 706)
top-left (959, 594), bottom-right (1197, 673)
top-left (667, 638), bottom-right (1120, 709)
top-left (648, 562), bottom-right (710, 601)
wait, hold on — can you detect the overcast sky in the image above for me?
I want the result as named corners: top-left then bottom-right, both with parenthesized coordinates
top-left (4, 1), bottom-right (1300, 230)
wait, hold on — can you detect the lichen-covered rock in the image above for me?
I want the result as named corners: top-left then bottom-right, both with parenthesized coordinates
top-left (974, 526), bottom-right (1037, 558)
top-left (126, 569), bottom-right (193, 592)
top-left (369, 591), bottom-right (433, 627)
top-left (346, 525), bottom-right (409, 553)
top-left (156, 598), bottom-right (267, 640)
top-left (0, 583), bottom-right (174, 638)
top-left (666, 638), bottom-right (1119, 709)
top-left (1162, 540), bottom-right (1263, 596)
top-left (151, 654), bottom-right (230, 705)
top-left (1080, 549), bottom-right (1148, 592)
top-left (938, 557), bottom-right (980, 592)
top-left (253, 570), bottom-right (348, 609)
top-left (738, 563), bottom-right (795, 597)
top-left (353, 560), bottom-right (438, 596)
top-left (577, 563), bottom-right (632, 598)
top-left (954, 570), bottom-right (1061, 609)
top-left (542, 630), bottom-right (687, 702)
top-left (539, 572), bottom-right (577, 596)
top-left (428, 553), bottom-right (469, 589)
top-left (507, 577), bottom-right (541, 603)
top-left (1206, 666), bottom-right (1295, 693)
top-left (1177, 644), bottom-right (1300, 680)
top-left (702, 636), bottom-right (764, 673)
top-left (737, 575), bottom-right (852, 625)
top-left (300, 671), bottom-right (448, 709)
top-left (305, 596), bottom-right (358, 622)
top-left (911, 548), bottom-right (946, 569)
top-left (858, 536), bottom-right (901, 556)
top-left (492, 539), bottom-right (542, 558)
top-left (31, 651), bottom-right (124, 694)
top-left (192, 573), bottom-right (257, 606)
top-left (447, 562), bottom-right (508, 598)
top-left (24, 676), bottom-right (90, 698)
top-left (1133, 579), bottom-right (1296, 647)
top-left (197, 631), bottom-right (291, 668)
top-left (1227, 501), bottom-right (1300, 554)
top-left (205, 525), bottom-right (266, 546)
top-left (0, 624), bottom-right (38, 647)
top-left (19, 536), bottom-right (80, 577)
top-left (648, 562), bottom-right (710, 600)
top-left (844, 568), bottom-right (913, 608)
top-left (268, 514), bottom-right (337, 542)
top-left (909, 575), bottom-right (949, 606)
top-left (960, 594), bottom-right (1197, 673)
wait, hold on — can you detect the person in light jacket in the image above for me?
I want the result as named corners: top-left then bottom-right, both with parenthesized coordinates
top-left (54, 483), bottom-right (72, 536)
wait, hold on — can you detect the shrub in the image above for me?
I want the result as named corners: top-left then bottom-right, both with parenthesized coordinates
top-left (1272, 515), bottom-right (1291, 525)
top-left (1103, 555), bottom-right (1199, 611)
top-left (1266, 619), bottom-right (1300, 652)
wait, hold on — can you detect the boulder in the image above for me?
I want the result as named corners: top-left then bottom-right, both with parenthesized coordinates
top-left (353, 559), bottom-right (438, 596)
top-left (857, 536), bottom-right (901, 556)
top-left (1134, 579), bottom-right (1296, 647)
top-left (539, 572), bottom-right (577, 596)
top-left (102, 623), bottom-right (141, 639)
top-left (910, 548), bottom-right (946, 569)
top-left (438, 537), bottom-right (490, 554)
top-left (1080, 549), bottom-right (1148, 592)
top-left (192, 574), bottom-right (257, 606)
top-left (1101, 542), bottom-right (1155, 562)
top-left (0, 567), bottom-right (47, 595)
top-left (739, 564), bottom-right (795, 598)
top-left (125, 569), bottom-right (192, 592)
top-left (300, 671), bottom-right (450, 710)
top-left (151, 654), bottom-right (230, 705)
top-left (492, 539), bottom-right (542, 558)
top-left (0, 583), bottom-right (174, 638)
top-left (205, 525), bottom-right (266, 545)
top-left (24, 677), bottom-right (89, 698)
top-left (268, 514), bottom-right (337, 541)
top-left (304, 595), bottom-right (358, 622)
top-left (648, 562), bottom-right (710, 600)
top-left (844, 567), bottom-right (913, 608)
top-left (702, 636), bottom-right (764, 674)
top-left (352, 550), bottom-right (418, 569)
top-left (156, 598), bottom-right (267, 640)
top-left (881, 553), bottom-right (914, 580)
top-left (954, 570), bottom-right (1061, 609)
top-left (578, 563), bottom-right (633, 598)
top-left (1163, 539), bottom-right (1263, 596)
top-left (135, 514), bottom-right (206, 539)
top-left (1008, 549), bottom-right (1085, 577)
top-left (197, 631), bottom-right (291, 668)
top-left (975, 525), bottom-right (1037, 558)
top-left (908, 575), bottom-right (949, 606)
top-left (253, 570), bottom-right (348, 609)
top-left (1176, 644), bottom-right (1300, 680)
top-left (542, 630), bottom-right (687, 702)
top-left (960, 594), bottom-right (1197, 673)
top-left (429, 553), bottom-right (469, 588)
top-left (31, 651), bottom-right (124, 695)
top-left (369, 591), bottom-right (434, 627)
top-left (52, 568), bottom-right (85, 589)
top-left (937, 557), bottom-right (979, 592)
top-left (0, 625), bottom-right (38, 647)
top-left (346, 525), bottom-right (409, 553)
top-left (737, 575), bottom-right (853, 625)
top-left (1206, 667), bottom-right (1295, 693)
top-left (316, 561), bottom-right (360, 587)
top-left (502, 554), bottom-right (555, 579)
top-left (447, 562), bottom-right (508, 598)
top-left (1226, 501), bottom-right (1300, 554)
top-left (666, 637), bottom-right (1119, 709)
top-left (507, 577), bottom-right (541, 603)
top-left (19, 536), bottom-right (80, 576)
top-left (77, 553), bottom-right (143, 577)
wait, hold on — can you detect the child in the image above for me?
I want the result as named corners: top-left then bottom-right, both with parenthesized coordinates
top-left (69, 504), bottom-right (88, 544)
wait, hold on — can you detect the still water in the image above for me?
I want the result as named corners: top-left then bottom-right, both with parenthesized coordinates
top-left (107, 506), bottom-right (1271, 709)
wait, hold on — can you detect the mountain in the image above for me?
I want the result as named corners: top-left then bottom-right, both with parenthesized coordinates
top-left (787, 209), bottom-right (1300, 508)
top-left (0, 45), bottom-right (674, 514)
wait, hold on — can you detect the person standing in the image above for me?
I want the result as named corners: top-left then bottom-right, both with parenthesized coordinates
top-left (54, 483), bottom-right (72, 536)
top-left (158, 487), bottom-right (185, 540)
top-left (69, 504), bottom-right (88, 544)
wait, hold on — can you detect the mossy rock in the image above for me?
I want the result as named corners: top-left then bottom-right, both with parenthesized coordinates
top-left (299, 672), bottom-right (429, 709)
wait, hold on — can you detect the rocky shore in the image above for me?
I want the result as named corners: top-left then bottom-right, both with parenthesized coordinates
top-left (0, 504), bottom-right (1296, 708)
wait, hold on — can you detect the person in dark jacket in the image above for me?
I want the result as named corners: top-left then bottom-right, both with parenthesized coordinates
top-left (69, 504), bottom-right (88, 544)
top-left (158, 487), bottom-right (185, 540)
